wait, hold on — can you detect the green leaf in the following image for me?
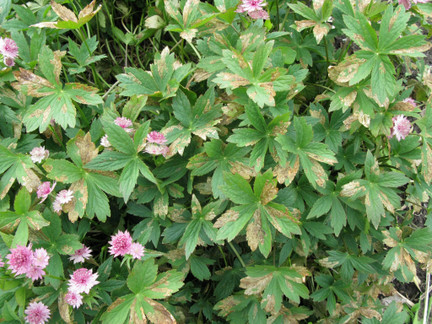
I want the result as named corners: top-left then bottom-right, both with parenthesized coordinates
top-left (44, 159), bottom-right (83, 183)
top-left (55, 234), bottom-right (82, 255)
top-left (100, 295), bottom-right (135, 324)
top-left (119, 159), bottom-right (140, 202)
top-left (181, 219), bottom-right (202, 259)
top-left (221, 173), bottom-right (257, 205)
top-left (190, 256), bottom-right (212, 281)
top-left (14, 187), bottom-right (31, 214)
top-left (85, 151), bottom-right (131, 171)
top-left (127, 259), bottom-right (158, 294)
top-left (103, 121), bottom-right (136, 155)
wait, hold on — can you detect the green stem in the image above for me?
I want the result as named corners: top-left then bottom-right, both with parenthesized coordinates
top-left (218, 245), bottom-right (228, 268)
top-left (275, 0), bottom-right (280, 30)
top-left (228, 241), bottom-right (246, 268)
top-left (48, 125), bottom-right (65, 150)
top-left (75, 103), bottom-right (90, 128)
top-left (189, 41), bottom-right (202, 60)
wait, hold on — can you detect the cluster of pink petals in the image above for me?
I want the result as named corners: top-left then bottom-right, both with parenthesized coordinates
top-left (30, 146), bottom-right (49, 163)
top-left (64, 266), bottom-right (98, 308)
top-left (144, 131), bottom-right (169, 157)
top-left (390, 115), bottom-right (411, 141)
top-left (100, 134), bottom-right (111, 148)
top-left (69, 244), bottom-right (92, 264)
top-left (236, 0), bottom-right (269, 19)
top-left (399, 0), bottom-right (429, 10)
top-left (115, 117), bottom-right (134, 133)
top-left (68, 268), bottom-right (99, 294)
top-left (147, 131), bottom-right (167, 145)
top-left (0, 37), bottom-right (18, 67)
top-left (65, 290), bottom-right (83, 309)
top-left (6, 245), bottom-right (50, 281)
top-left (52, 189), bottom-right (74, 213)
top-left (24, 301), bottom-right (50, 324)
top-left (109, 230), bottom-right (145, 259)
top-left (37, 182), bottom-right (56, 203)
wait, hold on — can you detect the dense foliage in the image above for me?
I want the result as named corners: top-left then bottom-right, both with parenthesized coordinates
top-left (1, 0), bottom-right (432, 323)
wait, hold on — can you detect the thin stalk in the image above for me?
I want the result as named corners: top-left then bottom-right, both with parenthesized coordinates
top-left (102, 80), bottom-right (120, 99)
top-left (228, 242), bottom-right (246, 268)
top-left (48, 125), bottom-right (65, 150)
top-left (218, 245), bottom-right (228, 268)
top-left (189, 41), bottom-right (202, 60)
top-left (75, 103), bottom-right (90, 127)
top-left (424, 268), bottom-right (431, 324)
top-left (275, 0), bottom-right (280, 30)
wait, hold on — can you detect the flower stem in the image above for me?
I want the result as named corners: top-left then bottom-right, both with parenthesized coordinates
top-left (228, 241), bottom-right (246, 268)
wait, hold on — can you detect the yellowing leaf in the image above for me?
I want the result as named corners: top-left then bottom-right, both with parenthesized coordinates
top-left (32, 0), bottom-right (101, 30)
top-left (260, 181), bottom-right (278, 205)
top-left (246, 210), bottom-right (264, 251)
top-left (274, 156), bottom-right (299, 185)
top-left (214, 209), bottom-right (239, 228)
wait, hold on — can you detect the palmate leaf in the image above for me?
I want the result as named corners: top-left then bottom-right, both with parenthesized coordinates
top-left (31, 0), bottom-right (101, 30)
top-left (187, 139), bottom-right (250, 198)
top-left (216, 171), bottom-right (300, 257)
top-left (276, 117), bottom-right (337, 188)
top-left (0, 143), bottom-right (35, 199)
top-left (102, 258), bottom-right (184, 324)
top-left (227, 101), bottom-right (290, 171)
top-left (116, 47), bottom-right (192, 99)
top-left (44, 132), bottom-right (121, 222)
top-left (163, 88), bottom-right (221, 157)
top-left (12, 46), bottom-right (102, 132)
top-left (240, 264), bottom-right (310, 313)
top-left (0, 188), bottom-right (49, 247)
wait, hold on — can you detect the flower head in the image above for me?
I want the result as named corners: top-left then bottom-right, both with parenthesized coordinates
top-left (6, 245), bottom-right (34, 275)
top-left (144, 143), bottom-right (169, 157)
top-left (24, 302), bottom-right (50, 324)
top-left (391, 115), bottom-right (411, 141)
top-left (53, 200), bottom-right (62, 213)
top-left (69, 245), bottom-right (92, 264)
top-left (68, 268), bottom-right (99, 294)
top-left (109, 230), bottom-right (133, 257)
top-left (30, 146), bottom-right (49, 163)
top-left (27, 264), bottom-right (46, 281)
top-left (100, 134), bottom-right (111, 148)
top-left (33, 248), bottom-right (49, 269)
top-left (0, 38), bottom-right (19, 59)
top-left (56, 190), bottom-right (74, 204)
top-left (147, 131), bottom-right (167, 145)
top-left (4, 56), bottom-right (15, 67)
top-left (65, 290), bottom-right (83, 309)
top-left (114, 117), bottom-right (133, 133)
top-left (236, 0), bottom-right (267, 12)
top-left (37, 182), bottom-right (56, 203)
top-left (129, 242), bottom-right (145, 260)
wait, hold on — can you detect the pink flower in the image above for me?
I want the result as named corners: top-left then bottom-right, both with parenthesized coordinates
top-left (27, 264), bottom-right (46, 281)
top-left (100, 134), bottom-right (111, 148)
top-left (4, 56), bottom-right (15, 67)
top-left (53, 200), bottom-right (62, 213)
top-left (6, 245), bottom-right (34, 275)
top-left (0, 38), bottom-right (19, 59)
top-left (24, 302), bottom-right (50, 324)
top-left (69, 245), bottom-right (92, 264)
top-left (30, 146), bottom-right (49, 163)
top-left (65, 290), bottom-right (83, 308)
top-left (147, 131), bottom-right (167, 145)
top-left (129, 242), bottom-right (145, 260)
top-left (144, 143), bottom-right (169, 157)
top-left (33, 248), bottom-right (49, 269)
top-left (391, 115), bottom-right (411, 141)
top-left (114, 117), bottom-right (133, 133)
top-left (403, 98), bottom-right (417, 108)
top-left (68, 268), bottom-right (99, 294)
top-left (399, 0), bottom-right (429, 9)
top-left (109, 230), bottom-right (133, 257)
top-left (37, 181), bottom-right (56, 203)
top-left (236, 0), bottom-right (267, 13)
top-left (56, 190), bottom-right (74, 204)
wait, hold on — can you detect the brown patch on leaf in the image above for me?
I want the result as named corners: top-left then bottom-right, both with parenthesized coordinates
top-left (328, 56), bottom-right (364, 86)
top-left (311, 160), bottom-right (327, 187)
top-left (63, 179), bottom-right (88, 222)
top-left (12, 69), bottom-right (54, 97)
top-left (340, 181), bottom-right (365, 197)
top-left (58, 293), bottom-right (73, 324)
top-left (295, 20), bottom-right (316, 30)
top-left (274, 156), bottom-right (299, 185)
top-left (229, 161), bottom-right (256, 179)
top-left (214, 209), bottom-right (239, 228)
top-left (76, 132), bottom-right (98, 165)
top-left (260, 180), bottom-right (278, 205)
top-left (240, 273), bottom-right (272, 295)
top-left (313, 24), bottom-right (329, 44)
top-left (246, 209), bottom-right (264, 251)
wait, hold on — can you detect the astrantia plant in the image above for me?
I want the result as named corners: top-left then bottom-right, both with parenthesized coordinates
top-left (1, 0), bottom-right (432, 323)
